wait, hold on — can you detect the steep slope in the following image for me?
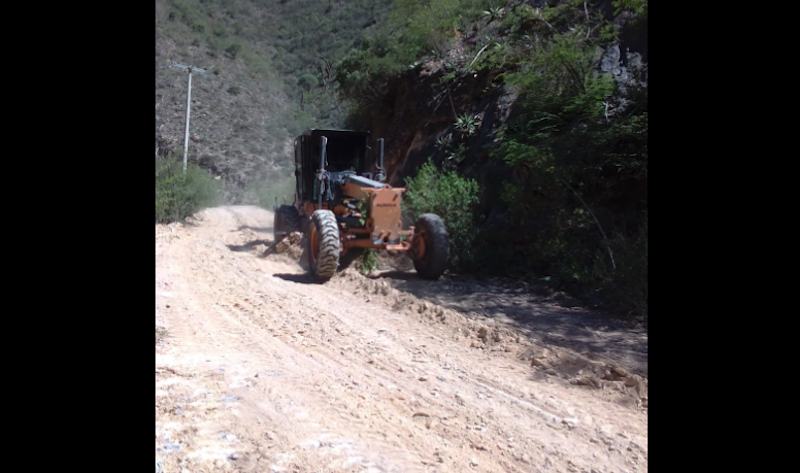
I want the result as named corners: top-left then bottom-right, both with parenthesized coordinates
top-left (156, 0), bottom-right (296, 201)
top-left (156, 0), bottom-right (394, 202)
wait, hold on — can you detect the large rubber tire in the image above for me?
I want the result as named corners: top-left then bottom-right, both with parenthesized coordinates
top-left (307, 210), bottom-right (340, 281)
top-left (274, 205), bottom-right (299, 241)
top-left (411, 214), bottom-right (450, 280)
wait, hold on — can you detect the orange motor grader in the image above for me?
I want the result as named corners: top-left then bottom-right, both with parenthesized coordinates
top-left (273, 129), bottom-right (449, 282)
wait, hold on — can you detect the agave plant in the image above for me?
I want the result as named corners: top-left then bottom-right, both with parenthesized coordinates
top-left (483, 3), bottom-right (504, 22)
top-left (435, 135), bottom-right (451, 151)
top-left (455, 113), bottom-right (479, 137)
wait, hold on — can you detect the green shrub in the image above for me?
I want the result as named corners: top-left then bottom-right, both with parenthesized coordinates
top-left (403, 160), bottom-right (481, 271)
top-left (613, 0), bottom-right (648, 16)
top-left (356, 248), bottom-right (379, 274)
top-left (592, 214), bottom-right (647, 321)
top-left (156, 155), bottom-right (222, 223)
top-left (225, 43), bottom-right (242, 59)
top-left (297, 73), bottom-right (319, 91)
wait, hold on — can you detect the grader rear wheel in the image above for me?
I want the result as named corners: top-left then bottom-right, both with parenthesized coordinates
top-left (274, 205), bottom-right (300, 241)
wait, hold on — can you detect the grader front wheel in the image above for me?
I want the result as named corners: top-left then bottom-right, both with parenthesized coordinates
top-left (410, 213), bottom-right (450, 280)
top-left (307, 210), bottom-right (340, 281)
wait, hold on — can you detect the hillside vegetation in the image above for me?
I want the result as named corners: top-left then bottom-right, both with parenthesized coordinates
top-left (336, 0), bottom-right (648, 319)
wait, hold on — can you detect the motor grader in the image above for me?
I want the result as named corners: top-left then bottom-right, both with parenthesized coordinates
top-left (273, 129), bottom-right (449, 282)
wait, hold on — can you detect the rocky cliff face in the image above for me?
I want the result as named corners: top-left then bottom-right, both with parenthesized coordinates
top-left (360, 6), bottom-right (647, 222)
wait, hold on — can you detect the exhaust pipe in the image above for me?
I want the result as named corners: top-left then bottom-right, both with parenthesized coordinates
top-left (376, 138), bottom-right (384, 182)
top-left (318, 136), bottom-right (328, 208)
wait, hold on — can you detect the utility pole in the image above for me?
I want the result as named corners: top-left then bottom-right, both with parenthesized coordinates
top-left (171, 62), bottom-right (207, 173)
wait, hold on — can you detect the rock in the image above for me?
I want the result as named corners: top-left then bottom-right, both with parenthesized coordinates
top-left (437, 375), bottom-right (445, 381)
top-left (455, 393), bottom-right (465, 405)
top-left (545, 369), bottom-right (557, 376)
top-left (419, 376), bottom-right (428, 381)
top-left (624, 374), bottom-right (647, 396)
top-left (471, 458), bottom-right (479, 466)
top-left (576, 376), bottom-right (601, 388)
top-left (562, 417), bottom-right (579, 428)
top-left (477, 327), bottom-right (488, 339)
top-left (531, 358), bottom-right (547, 368)
top-left (229, 452), bottom-right (240, 460)
top-left (560, 296), bottom-right (580, 308)
top-left (275, 240), bottom-right (290, 253)
top-left (611, 366), bottom-right (628, 377)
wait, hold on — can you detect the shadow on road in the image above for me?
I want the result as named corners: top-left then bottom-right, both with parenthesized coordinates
top-left (272, 273), bottom-right (322, 284)
top-left (235, 225), bottom-right (274, 233)
top-left (226, 239), bottom-right (273, 252)
top-left (370, 270), bottom-right (421, 282)
top-left (368, 270), bottom-right (648, 377)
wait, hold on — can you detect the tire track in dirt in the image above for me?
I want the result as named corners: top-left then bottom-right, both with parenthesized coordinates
top-left (156, 206), bottom-right (647, 473)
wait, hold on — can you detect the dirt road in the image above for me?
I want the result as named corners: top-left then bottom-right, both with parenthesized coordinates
top-left (156, 206), bottom-right (647, 473)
